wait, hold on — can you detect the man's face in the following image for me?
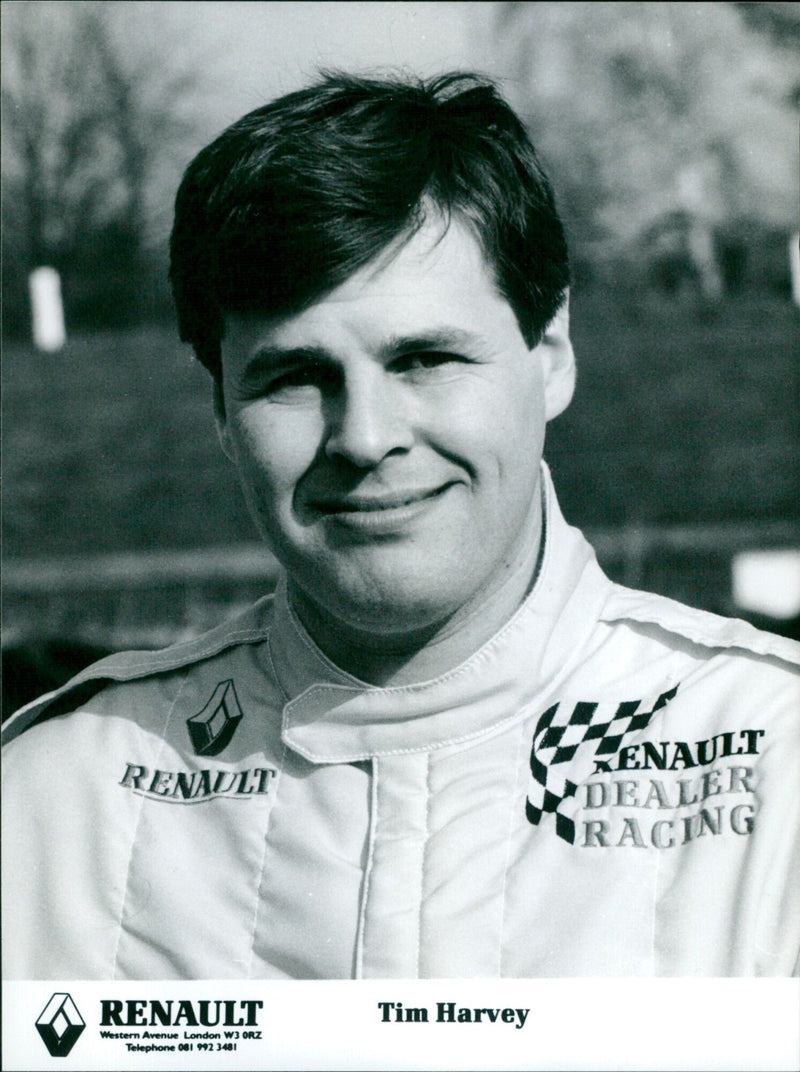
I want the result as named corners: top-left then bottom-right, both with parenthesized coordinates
top-left (218, 215), bottom-right (574, 639)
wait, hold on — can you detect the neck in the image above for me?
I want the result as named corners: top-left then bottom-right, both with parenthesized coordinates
top-left (288, 501), bottom-right (545, 687)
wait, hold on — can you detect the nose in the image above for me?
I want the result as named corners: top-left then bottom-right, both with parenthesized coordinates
top-left (324, 368), bottom-right (413, 468)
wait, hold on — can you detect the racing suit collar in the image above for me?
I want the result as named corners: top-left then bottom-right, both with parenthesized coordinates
top-left (276, 462), bottom-right (609, 763)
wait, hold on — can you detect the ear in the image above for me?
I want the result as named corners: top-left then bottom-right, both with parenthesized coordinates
top-left (213, 378), bottom-right (235, 462)
top-left (538, 291), bottom-right (576, 421)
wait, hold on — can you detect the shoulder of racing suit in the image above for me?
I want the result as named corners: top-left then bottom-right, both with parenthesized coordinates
top-left (3, 570), bottom-right (798, 748)
top-left (599, 582), bottom-right (800, 668)
top-left (1, 593), bottom-right (277, 745)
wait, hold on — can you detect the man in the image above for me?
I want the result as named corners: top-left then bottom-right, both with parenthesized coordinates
top-left (3, 72), bottom-right (798, 979)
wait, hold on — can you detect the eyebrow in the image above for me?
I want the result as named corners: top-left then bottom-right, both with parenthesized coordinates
top-left (377, 328), bottom-right (486, 359)
top-left (241, 326), bottom-right (487, 384)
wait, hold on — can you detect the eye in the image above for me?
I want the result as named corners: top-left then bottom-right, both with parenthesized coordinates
top-left (393, 350), bottom-right (464, 374)
top-left (265, 363), bottom-right (339, 397)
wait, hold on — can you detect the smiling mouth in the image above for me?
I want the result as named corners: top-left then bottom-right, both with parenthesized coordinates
top-left (312, 485), bottom-right (452, 515)
top-left (306, 484), bottom-right (454, 525)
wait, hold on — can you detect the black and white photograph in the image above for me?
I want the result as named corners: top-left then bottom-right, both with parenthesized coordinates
top-left (2, 2), bottom-right (799, 1069)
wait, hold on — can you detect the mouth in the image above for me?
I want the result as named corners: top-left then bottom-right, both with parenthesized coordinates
top-left (313, 486), bottom-right (451, 514)
top-left (307, 483), bottom-right (455, 532)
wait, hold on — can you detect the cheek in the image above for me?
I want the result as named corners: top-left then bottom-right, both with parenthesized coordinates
top-left (231, 406), bottom-right (323, 501)
top-left (439, 369), bottom-right (545, 479)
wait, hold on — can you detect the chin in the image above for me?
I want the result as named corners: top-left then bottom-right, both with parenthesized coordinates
top-left (304, 564), bottom-right (469, 637)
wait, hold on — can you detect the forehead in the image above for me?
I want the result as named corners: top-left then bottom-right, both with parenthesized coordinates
top-left (226, 215), bottom-right (521, 353)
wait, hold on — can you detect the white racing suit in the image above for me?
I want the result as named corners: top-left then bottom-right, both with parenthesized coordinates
top-left (3, 466), bottom-right (799, 978)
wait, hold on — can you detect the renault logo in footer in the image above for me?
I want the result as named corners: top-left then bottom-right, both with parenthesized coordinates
top-left (35, 993), bottom-right (85, 1057)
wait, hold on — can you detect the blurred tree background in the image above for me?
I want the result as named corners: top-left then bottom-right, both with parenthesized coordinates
top-left (2, 1), bottom-right (798, 657)
top-left (490, 1), bottom-right (798, 296)
top-left (1, 1), bottom-right (203, 334)
top-left (480, 1), bottom-right (800, 535)
top-left (4, 2), bottom-right (796, 338)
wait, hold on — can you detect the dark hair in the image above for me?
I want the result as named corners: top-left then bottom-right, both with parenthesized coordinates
top-left (170, 71), bottom-right (569, 381)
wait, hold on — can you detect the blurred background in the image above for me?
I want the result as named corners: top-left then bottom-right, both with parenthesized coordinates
top-left (2, 1), bottom-right (799, 716)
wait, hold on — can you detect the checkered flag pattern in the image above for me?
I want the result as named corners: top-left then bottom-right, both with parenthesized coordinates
top-left (526, 684), bottom-right (679, 843)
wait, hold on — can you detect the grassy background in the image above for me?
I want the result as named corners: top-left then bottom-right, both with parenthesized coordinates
top-left (548, 293), bottom-right (799, 528)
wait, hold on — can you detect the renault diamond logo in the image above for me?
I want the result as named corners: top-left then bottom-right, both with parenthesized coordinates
top-left (36, 993), bottom-right (85, 1057)
top-left (187, 679), bottom-right (244, 756)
